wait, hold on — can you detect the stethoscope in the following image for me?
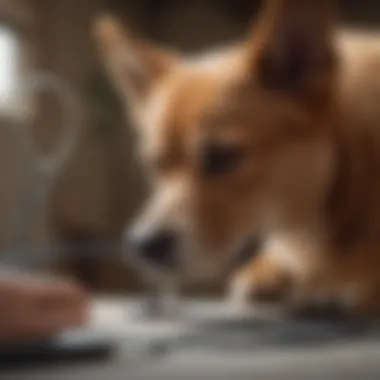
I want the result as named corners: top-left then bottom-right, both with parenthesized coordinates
top-left (2, 72), bottom-right (81, 268)
top-left (2, 71), bottom-right (177, 320)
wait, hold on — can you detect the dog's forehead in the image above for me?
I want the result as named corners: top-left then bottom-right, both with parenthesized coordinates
top-left (139, 48), bottom-right (245, 159)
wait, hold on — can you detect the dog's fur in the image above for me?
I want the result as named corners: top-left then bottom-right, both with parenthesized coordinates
top-left (94, 0), bottom-right (380, 317)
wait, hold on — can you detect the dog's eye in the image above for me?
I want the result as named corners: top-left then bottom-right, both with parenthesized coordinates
top-left (200, 142), bottom-right (244, 178)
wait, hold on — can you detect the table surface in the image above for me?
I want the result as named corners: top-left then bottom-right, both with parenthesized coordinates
top-left (2, 297), bottom-right (380, 380)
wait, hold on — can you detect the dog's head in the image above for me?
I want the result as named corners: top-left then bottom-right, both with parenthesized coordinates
top-left (93, 0), bottom-right (339, 283)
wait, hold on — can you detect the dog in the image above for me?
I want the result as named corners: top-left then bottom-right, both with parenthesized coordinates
top-left (93, 0), bottom-right (380, 318)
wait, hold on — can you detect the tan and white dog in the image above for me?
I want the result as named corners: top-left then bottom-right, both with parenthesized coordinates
top-left (93, 0), bottom-right (380, 318)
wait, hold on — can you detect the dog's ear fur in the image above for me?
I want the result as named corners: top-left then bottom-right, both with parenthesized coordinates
top-left (92, 15), bottom-right (178, 104)
top-left (247, 0), bottom-right (337, 95)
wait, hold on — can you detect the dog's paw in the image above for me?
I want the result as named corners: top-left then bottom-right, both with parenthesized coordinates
top-left (227, 257), bottom-right (292, 310)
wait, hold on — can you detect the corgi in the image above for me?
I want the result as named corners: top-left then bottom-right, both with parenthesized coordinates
top-left (93, 0), bottom-right (380, 318)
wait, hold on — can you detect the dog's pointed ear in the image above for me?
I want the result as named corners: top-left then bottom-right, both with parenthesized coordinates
top-left (246, 0), bottom-right (337, 94)
top-left (93, 15), bottom-right (178, 104)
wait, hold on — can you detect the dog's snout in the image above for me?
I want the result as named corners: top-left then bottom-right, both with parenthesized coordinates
top-left (129, 229), bottom-right (177, 268)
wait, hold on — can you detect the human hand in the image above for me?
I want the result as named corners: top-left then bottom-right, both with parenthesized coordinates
top-left (0, 272), bottom-right (89, 341)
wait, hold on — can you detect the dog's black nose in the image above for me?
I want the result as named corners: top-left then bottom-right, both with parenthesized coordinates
top-left (129, 230), bottom-right (177, 268)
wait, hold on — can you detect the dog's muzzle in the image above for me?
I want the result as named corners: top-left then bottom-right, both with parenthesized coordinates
top-left (126, 228), bottom-right (179, 271)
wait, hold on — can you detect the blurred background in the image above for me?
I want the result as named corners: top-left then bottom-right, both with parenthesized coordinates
top-left (0, 0), bottom-right (380, 297)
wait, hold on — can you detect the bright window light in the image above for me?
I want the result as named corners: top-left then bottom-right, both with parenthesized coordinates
top-left (0, 25), bottom-right (22, 118)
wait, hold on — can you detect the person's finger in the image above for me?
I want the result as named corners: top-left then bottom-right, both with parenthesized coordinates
top-left (0, 275), bottom-right (88, 307)
top-left (20, 278), bottom-right (89, 314)
top-left (3, 308), bottom-right (89, 341)
top-left (28, 290), bottom-right (91, 328)
top-left (25, 277), bottom-right (87, 298)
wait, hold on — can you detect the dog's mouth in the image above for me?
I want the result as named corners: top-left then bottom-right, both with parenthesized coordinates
top-left (126, 229), bottom-right (263, 283)
top-left (230, 236), bottom-right (262, 271)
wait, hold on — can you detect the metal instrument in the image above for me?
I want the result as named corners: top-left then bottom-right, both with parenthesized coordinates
top-left (2, 71), bottom-right (81, 268)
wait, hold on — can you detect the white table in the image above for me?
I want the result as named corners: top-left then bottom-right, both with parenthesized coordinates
top-left (2, 297), bottom-right (380, 380)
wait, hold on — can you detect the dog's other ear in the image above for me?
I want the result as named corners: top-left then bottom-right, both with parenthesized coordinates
top-left (93, 15), bottom-right (178, 104)
top-left (247, 0), bottom-right (337, 95)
